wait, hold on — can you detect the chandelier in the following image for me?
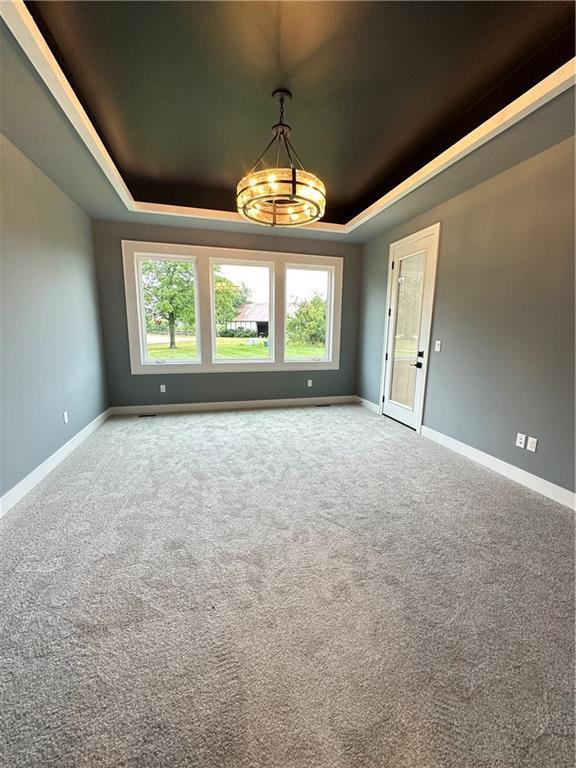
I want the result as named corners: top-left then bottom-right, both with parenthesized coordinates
top-left (237, 89), bottom-right (326, 227)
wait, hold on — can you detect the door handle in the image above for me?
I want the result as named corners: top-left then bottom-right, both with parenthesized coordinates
top-left (410, 361), bottom-right (423, 368)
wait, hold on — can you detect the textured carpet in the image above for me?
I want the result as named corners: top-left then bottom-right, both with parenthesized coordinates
top-left (0, 405), bottom-right (573, 768)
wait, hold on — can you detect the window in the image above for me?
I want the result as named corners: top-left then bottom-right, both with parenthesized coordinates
top-left (285, 266), bottom-right (332, 362)
top-left (140, 257), bottom-right (199, 363)
top-left (212, 262), bottom-right (273, 362)
top-left (122, 241), bottom-right (342, 374)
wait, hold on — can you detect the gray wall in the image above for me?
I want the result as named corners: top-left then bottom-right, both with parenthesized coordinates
top-left (93, 221), bottom-right (362, 406)
top-left (0, 135), bottom-right (108, 495)
top-left (358, 137), bottom-right (575, 492)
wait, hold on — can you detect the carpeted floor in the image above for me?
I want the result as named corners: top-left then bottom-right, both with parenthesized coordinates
top-left (0, 405), bottom-right (573, 767)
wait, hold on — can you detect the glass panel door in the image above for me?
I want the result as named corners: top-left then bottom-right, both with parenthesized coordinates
top-left (389, 251), bottom-right (425, 409)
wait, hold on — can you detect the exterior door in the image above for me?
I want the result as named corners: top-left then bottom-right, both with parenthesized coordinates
top-left (381, 224), bottom-right (440, 430)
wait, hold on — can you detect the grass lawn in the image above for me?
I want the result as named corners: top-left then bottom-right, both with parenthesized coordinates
top-left (284, 343), bottom-right (327, 361)
top-left (146, 337), bottom-right (326, 361)
top-left (147, 340), bottom-right (199, 360)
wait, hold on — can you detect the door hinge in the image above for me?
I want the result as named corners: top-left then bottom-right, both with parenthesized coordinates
top-left (388, 308), bottom-right (391, 317)
top-left (385, 353), bottom-right (388, 361)
top-left (382, 396), bottom-right (385, 403)
top-left (391, 261), bottom-right (395, 270)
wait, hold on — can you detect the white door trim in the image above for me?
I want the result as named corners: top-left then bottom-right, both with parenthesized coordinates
top-left (378, 223), bottom-right (441, 431)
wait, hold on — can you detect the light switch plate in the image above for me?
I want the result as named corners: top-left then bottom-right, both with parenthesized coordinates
top-left (160, 384), bottom-right (166, 393)
top-left (434, 340), bottom-right (442, 352)
top-left (516, 433), bottom-right (526, 448)
top-left (526, 436), bottom-right (538, 452)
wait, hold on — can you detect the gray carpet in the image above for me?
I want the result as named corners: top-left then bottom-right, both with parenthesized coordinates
top-left (0, 405), bottom-right (573, 767)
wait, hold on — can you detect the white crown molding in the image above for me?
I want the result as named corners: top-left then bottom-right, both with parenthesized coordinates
top-left (0, 0), bottom-right (134, 208)
top-left (346, 59), bottom-right (576, 232)
top-left (132, 200), bottom-right (347, 234)
top-left (1, 0), bottom-right (574, 236)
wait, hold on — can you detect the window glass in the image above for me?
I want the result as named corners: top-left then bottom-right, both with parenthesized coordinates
top-left (141, 258), bottom-right (198, 361)
top-left (389, 251), bottom-right (425, 407)
top-left (285, 267), bottom-right (330, 361)
top-left (213, 263), bottom-right (272, 360)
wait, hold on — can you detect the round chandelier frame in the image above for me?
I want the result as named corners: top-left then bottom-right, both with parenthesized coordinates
top-left (237, 89), bottom-right (326, 227)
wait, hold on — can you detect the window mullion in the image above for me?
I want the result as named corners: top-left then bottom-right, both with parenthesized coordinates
top-left (275, 262), bottom-right (285, 363)
top-left (327, 268), bottom-right (334, 360)
top-left (196, 255), bottom-right (213, 364)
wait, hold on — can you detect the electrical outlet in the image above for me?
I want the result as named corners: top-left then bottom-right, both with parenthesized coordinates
top-left (160, 384), bottom-right (166, 393)
top-left (434, 340), bottom-right (442, 352)
top-left (515, 432), bottom-right (526, 449)
top-left (63, 411), bottom-right (69, 424)
top-left (526, 436), bottom-right (538, 452)
top-left (307, 379), bottom-right (313, 388)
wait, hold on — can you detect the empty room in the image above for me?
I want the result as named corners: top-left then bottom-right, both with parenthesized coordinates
top-left (1, 1), bottom-right (574, 766)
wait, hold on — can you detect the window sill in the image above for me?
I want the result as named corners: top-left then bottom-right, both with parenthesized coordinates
top-left (130, 360), bottom-right (340, 375)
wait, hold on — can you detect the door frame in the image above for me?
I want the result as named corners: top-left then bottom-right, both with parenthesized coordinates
top-left (378, 222), bottom-right (441, 431)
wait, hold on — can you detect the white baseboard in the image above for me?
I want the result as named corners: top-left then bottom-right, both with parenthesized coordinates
top-left (108, 395), bottom-right (359, 417)
top-left (1, 397), bottom-right (361, 517)
top-left (4, 403), bottom-right (571, 517)
top-left (421, 426), bottom-right (575, 510)
top-left (0, 409), bottom-right (110, 519)
top-left (357, 398), bottom-right (381, 415)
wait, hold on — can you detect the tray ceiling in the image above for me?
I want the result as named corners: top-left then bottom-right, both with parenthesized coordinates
top-left (26, 1), bottom-right (575, 224)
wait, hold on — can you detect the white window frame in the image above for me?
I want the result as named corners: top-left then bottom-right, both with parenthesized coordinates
top-left (122, 240), bottom-right (343, 375)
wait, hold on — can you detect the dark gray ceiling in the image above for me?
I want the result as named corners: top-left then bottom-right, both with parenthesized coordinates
top-left (24, 1), bottom-right (576, 222)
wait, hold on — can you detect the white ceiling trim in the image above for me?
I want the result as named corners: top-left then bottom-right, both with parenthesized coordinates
top-left (0, 0), bottom-right (133, 208)
top-left (1, 0), bottom-right (574, 237)
top-left (346, 58), bottom-right (575, 232)
top-left (132, 200), bottom-right (348, 234)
